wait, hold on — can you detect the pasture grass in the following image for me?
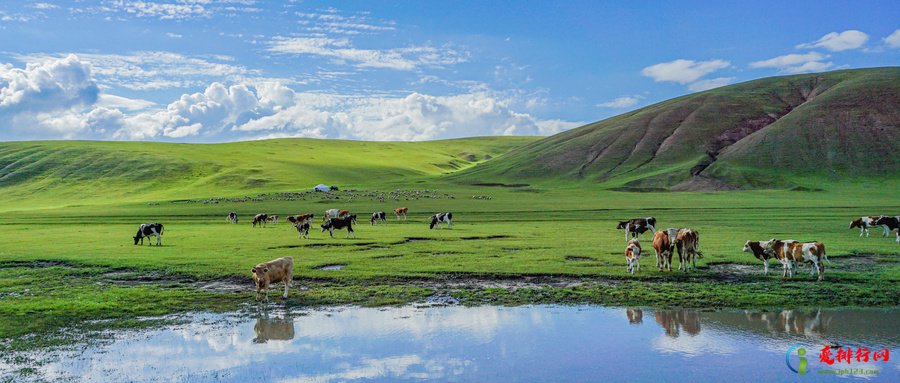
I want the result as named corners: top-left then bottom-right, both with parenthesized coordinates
top-left (1, 182), bottom-right (898, 351)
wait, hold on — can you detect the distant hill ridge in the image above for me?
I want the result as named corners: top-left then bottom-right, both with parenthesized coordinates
top-left (454, 67), bottom-right (900, 190)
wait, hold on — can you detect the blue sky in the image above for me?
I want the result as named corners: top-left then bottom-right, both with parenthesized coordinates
top-left (0, 0), bottom-right (898, 141)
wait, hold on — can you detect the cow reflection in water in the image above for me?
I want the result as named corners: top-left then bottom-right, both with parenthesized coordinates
top-left (653, 311), bottom-right (701, 338)
top-left (626, 308), bottom-right (643, 324)
top-left (253, 315), bottom-right (295, 343)
top-left (742, 310), bottom-right (828, 337)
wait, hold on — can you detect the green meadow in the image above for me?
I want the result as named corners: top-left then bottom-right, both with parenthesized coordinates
top-left (0, 138), bottom-right (899, 350)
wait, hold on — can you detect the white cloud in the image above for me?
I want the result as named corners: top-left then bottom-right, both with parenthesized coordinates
top-left (0, 54), bottom-right (98, 113)
top-left (749, 52), bottom-right (833, 74)
top-left (96, 94), bottom-right (156, 111)
top-left (267, 37), bottom-right (467, 71)
top-left (31, 3), bottom-right (59, 10)
top-left (597, 95), bottom-right (642, 108)
top-left (108, 0), bottom-right (211, 20)
top-left (884, 29), bottom-right (900, 48)
top-left (641, 59), bottom-right (730, 84)
top-left (796, 30), bottom-right (869, 51)
top-left (687, 77), bottom-right (736, 92)
top-left (165, 32), bottom-right (183, 38)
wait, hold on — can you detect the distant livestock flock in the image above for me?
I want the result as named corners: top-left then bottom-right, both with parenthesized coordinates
top-left (132, 211), bottom-right (898, 301)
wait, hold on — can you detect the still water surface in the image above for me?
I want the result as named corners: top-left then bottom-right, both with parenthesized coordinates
top-left (11, 305), bottom-right (900, 382)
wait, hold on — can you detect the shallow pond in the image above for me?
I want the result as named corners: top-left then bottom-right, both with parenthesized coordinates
top-left (5, 305), bottom-right (899, 382)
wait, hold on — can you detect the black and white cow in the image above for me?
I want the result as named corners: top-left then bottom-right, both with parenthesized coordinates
top-left (371, 211), bottom-right (387, 225)
top-left (321, 217), bottom-right (356, 238)
top-left (874, 216), bottom-right (900, 243)
top-left (429, 212), bottom-right (452, 230)
top-left (616, 217), bottom-right (657, 241)
top-left (296, 221), bottom-right (310, 239)
top-left (253, 213), bottom-right (268, 228)
top-left (134, 223), bottom-right (164, 246)
top-left (849, 216), bottom-right (882, 237)
top-left (227, 212), bottom-right (238, 224)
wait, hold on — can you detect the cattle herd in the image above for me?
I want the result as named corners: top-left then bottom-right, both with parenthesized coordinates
top-left (132, 210), bottom-right (898, 301)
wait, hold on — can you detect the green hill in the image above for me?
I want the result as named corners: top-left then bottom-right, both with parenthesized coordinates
top-left (454, 67), bottom-right (900, 190)
top-left (0, 136), bottom-right (537, 209)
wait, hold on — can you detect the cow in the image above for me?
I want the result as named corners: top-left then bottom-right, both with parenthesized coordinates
top-left (251, 256), bottom-right (293, 302)
top-left (338, 210), bottom-right (350, 218)
top-left (348, 214), bottom-right (358, 225)
top-left (133, 223), bottom-right (164, 246)
top-left (429, 212), bottom-right (452, 229)
top-left (675, 228), bottom-right (701, 272)
top-left (323, 209), bottom-right (341, 221)
top-left (371, 211), bottom-right (387, 225)
top-left (266, 214), bottom-right (279, 225)
top-left (226, 212), bottom-right (238, 224)
top-left (252, 213), bottom-right (268, 228)
top-left (288, 213), bottom-right (314, 226)
top-left (874, 216), bottom-right (900, 243)
top-left (616, 217), bottom-right (657, 242)
top-left (624, 239), bottom-right (642, 275)
top-left (768, 239), bottom-right (826, 281)
top-left (652, 229), bottom-right (674, 272)
top-left (321, 217), bottom-right (356, 238)
top-left (743, 240), bottom-right (775, 275)
top-left (296, 222), bottom-right (310, 239)
top-left (394, 207), bottom-right (408, 222)
top-left (253, 317), bottom-right (295, 343)
top-left (849, 216), bottom-right (883, 237)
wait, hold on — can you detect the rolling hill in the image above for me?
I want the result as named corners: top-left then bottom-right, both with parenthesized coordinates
top-left (0, 137), bottom-right (537, 208)
top-left (454, 67), bottom-right (900, 190)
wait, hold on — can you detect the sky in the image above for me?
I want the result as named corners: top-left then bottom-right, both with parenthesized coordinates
top-left (0, 0), bottom-right (898, 142)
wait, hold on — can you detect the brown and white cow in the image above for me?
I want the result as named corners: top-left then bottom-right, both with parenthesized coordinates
top-left (849, 216), bottom-right (883, 237)
top-left (266, 214), bottom-right (279, 225)
top-left (323, 209), bottom-right (341, 221)
top-left (251, 256), bottom-right (293, 302)
top-left (617, 217), bottom-right (657, 242)
top-left (767, 239), bottom-right (826, 281)
top-left (252, 213), bottom-right (268, 228)
top-left (742, 240), bottom-right (774, 275)
top-left (394, 207), bottom-right (408, 222)
top-left (675, 228), bottom-right (701, 272)
top-left (652, 229), bottom-right (674, 272)
top-left (625, 239), bottom-right (642, 275)
top-left (288, 213), bottom-right (314, 226)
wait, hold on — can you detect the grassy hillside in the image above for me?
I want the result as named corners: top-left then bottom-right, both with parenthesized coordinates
top-left (453, 67), bottom-right (900, 190)
top-left (0, 136), bottom-right (537, 209)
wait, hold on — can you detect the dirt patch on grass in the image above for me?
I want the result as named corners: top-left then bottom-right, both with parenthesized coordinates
top-left (460, 235), bottom-right (512, 240)
top-left (268, 242), bottom-right (375, 249)
top-left (357, 246), bottom-right (390, 251)
top-left (394, 237), bottom-right (434, 244)
top-left (471, 183), bottom-right (530, 188)
top-left (0, 260), bottom-right (77, 269)
top-left (566, 256), bottom-right (597, 262)
top-left (101, 270), bottom-right (249, 293)
top-left (372, 255), bottom-right (403, 260)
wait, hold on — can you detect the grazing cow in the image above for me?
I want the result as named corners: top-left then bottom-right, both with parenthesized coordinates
top-left (226, 212), bottom-right (238, 224)
top-left (652, 230), bottom-right (674, 272)
top-left (321, 217), bottom-right (356, 238)
top-left (769, 239), bottom-right (826, 281)
top-left (133, 223), bottom-right (164, 246)
top-left (266, 214), bottom-right (279, 225)
top-left (616, 217), bottom-right (657, 242)
top-left (874, 216), bottom-right (900, 242)
top-left (675, 229), bottom-right (701, 272)
top-left (323, 209), bottom-right (341, 221)
top-left (624, 239), bottom-right (642, 275)
top-left (394, 207), bottom-right (408, 222)
top-left (849, 216), bottom-right (883, 237)
top-left (371, 211), bottom-right (387, 225)
top-left (251, 256), bottom-right (293, 302)
top-left (743, 240), bottom-right (775, 275)
top-left (296, 222), bottom-right (310, 239)
top-left (288, 213), bottom-right (314, 226)
top-left (252, 213), bottom-right (268, 228)
top-left (429, 212), bottom-right (452, 229)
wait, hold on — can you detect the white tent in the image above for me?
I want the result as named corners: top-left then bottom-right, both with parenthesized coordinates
top-left (314, 184), bottom-right (330, 192)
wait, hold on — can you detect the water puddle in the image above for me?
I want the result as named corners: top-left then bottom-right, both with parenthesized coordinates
top-left (3, 306), bottom-right (897, 382)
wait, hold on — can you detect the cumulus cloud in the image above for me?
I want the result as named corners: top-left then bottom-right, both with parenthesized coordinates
top-left (884, 29), bottom-right (900, 48)
top-left (687, 77), bottom-right (736, 92)
top-left (597, 95), bottom-right (642, 109)
top-left (796, 30), bottom-right (869, 51)
top-left (749, 52), bottom-right (833, 74)
top-left (267, 37), bottom-right (467, 71)
top-left (641, 59), bottom-right (730, 84)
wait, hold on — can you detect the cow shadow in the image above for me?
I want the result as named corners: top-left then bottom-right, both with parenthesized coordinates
top-left (252, 312), bottom-right (296, 344)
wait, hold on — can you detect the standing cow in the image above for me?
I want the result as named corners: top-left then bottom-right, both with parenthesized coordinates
top-left (394, 207), bottom-right (408, 222)
top-left (133, 223), bottom-right (164, 246)
top-left (617, 217), bottom-right (657, 242)
top-left (251, 256), bottom-right (294, 302)
top-left (371, 211), bottom-right (387, 225)
top-left (624, 239), bottom-right (642, 275)
top-left (226, 212), bottom-right (238, 224)
top-left (429, 212), bottom-right (452, 229)
top-left (652, 229), bottom-right (674, 272)
top-left (252, 214), bottom-right (268, 228)
top-left (321, 217), bottom-right (356, 238)
top-left (675, 228), bottom-right (701, 272)
top-left (296, 222), bottom-right (310, 239)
